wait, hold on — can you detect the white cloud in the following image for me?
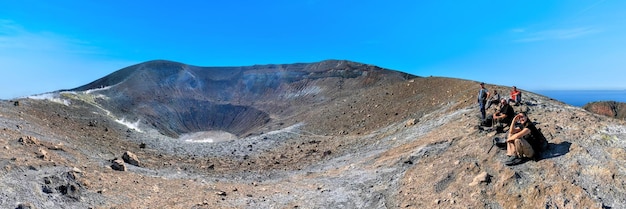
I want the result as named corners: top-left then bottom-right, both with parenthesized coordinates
top-left (514, 27), bottom-right (600, 43)
top-left (0, 20), bottom-right (135, 99)
top-left (0, 19), bottom-right (101, 55)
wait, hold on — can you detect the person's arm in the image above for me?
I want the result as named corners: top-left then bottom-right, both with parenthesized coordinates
top-left (507, 114), bottom-right (521, 138)
top-left (496, 106), bottom-right (510, 119)
top-left (507, 128), bottom-right (531, 142)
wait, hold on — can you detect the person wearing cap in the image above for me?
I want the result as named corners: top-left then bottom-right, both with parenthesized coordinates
top-left (477, 82), bottom-right (489, 121)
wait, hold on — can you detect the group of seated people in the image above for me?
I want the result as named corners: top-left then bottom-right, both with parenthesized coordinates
top-left (486, 86), bottom-right (522, 110)
top-left (484, 87), bottom-right (544, 166)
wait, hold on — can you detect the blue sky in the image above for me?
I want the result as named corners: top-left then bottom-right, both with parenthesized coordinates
top-left (1, 0), bottom-right (625, 99)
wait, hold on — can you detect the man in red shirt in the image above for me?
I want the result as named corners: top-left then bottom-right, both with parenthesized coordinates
top-left (509, 86), bottom-right (521, 106)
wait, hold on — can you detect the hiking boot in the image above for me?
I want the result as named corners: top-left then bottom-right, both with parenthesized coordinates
top-left (505, 156), bottom-right (525, 166)
top-left (504, 156), bottom-right (516, 163)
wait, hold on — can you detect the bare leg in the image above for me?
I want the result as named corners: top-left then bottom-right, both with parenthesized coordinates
top-left (506, 140), bottom-right (516, 156)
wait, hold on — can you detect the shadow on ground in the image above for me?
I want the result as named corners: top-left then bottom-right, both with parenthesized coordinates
top-left (539, 141), bottom-right (572, 160)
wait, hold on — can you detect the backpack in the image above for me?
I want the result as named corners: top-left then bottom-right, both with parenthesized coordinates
top-left (481, 116), bottom-right (493, 127)
top-left (525, 128), bottom-right (549, 161)
top-left (487, 137), bottom-right (507, 153)
top-left (533, 128), bottom-right (549, 152)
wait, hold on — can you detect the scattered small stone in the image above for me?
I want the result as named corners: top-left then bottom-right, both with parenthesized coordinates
top-left (71, 167), bottom-right (83, 173)
top-left (216, 191), bottom-right (227, 196)
top-left (469, 172), bottom-right (491, 186)
top-left (405, 118), bottom-right (417, 126)
top-left (323, 150), bottom-right (332, 156)
top-left (111, 158), bottom-right (126, 171)
top-left (50, 144), bottom-right (64, 151)
top-left (37, 148), bottom-right (50, 161)
top-left (16, 202), bottom-right (34, 209)
top-left (122, 151), bottom-right (141, 166)
top-left (18, 136), bottom-right (40, 146)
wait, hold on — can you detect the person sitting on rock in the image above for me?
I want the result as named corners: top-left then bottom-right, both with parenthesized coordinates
top-left (486, 90), bottom-right (501, 110)
top-left (493, 98), bottom-right (514, 127)
top-left (504, 112), bottom-right (541, 166)
top-left (508, 86), bottom-right (522, 106)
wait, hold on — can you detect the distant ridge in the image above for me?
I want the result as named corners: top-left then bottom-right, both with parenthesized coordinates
top-left (71, 59), bottom-right (414, 91)
top-left (584, 101), bottom-right (626, 120)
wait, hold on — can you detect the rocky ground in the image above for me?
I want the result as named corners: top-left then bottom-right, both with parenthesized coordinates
top-left (1, 62), bottom-right (625, 208)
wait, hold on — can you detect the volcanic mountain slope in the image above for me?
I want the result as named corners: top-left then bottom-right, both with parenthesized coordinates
top-left (0, 60), bottom-right (625, 208)
top-left (584, 101), bottom-right (626, 120)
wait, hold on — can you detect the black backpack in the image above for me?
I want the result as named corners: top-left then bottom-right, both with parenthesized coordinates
top-left (487, 137), bottom-right (507, 153)
top-left (524, 128), bottom-right (549, 161)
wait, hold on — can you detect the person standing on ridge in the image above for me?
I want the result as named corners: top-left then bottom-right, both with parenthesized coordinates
top-left (477, 82), bottom-right (489, 122)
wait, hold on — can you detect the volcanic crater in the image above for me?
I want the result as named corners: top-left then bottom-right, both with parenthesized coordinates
top-left (67, 60), bottom-right (415, 141)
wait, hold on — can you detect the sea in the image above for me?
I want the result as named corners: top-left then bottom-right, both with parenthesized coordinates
top-left (533, 90), bottom-right (626, 107)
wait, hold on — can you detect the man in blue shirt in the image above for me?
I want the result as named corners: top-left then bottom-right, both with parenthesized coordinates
top-left (477, 82), bottom-right (489, 121)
